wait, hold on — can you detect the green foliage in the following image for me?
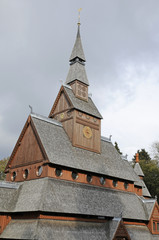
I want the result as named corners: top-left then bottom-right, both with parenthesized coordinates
top-left (139, 159), bottom-right (159, 201)
top-left (132, 148), bottom-right (151, 163)
top-left (0, 157), bottom-right (9, 180)
top-left (132, 148), bottom-right (159, 202)
top-left (114, 141), bottom-right (122, 155)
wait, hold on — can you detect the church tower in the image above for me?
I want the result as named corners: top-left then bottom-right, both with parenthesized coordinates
top-left (49, 22), bottom-right (102, 153)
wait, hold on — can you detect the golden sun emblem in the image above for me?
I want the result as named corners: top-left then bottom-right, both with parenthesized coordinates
top-left (83, 126), bottom-right (92, 139)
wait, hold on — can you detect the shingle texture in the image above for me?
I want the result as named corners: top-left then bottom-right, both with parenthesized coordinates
top-left (65, 61), bottom-right (89, 86)
top-left (31, 114), bottom-right (141, 184)
top-left (134, 163), bottom-right (144, 177)
top-left (0, 219), bottom-right (109, 240)
top-left (69, 25), bottom-right (86, 62)
top-left (0, 177), bottom-right (149, 221)
top-left (64, 86), bottom-right (102, 118)
top-left (126, 225), bottom-right (159, 240)
top-left (141, 179), bottom-right (151, 197)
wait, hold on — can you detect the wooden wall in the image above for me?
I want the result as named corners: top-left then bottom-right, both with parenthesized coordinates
top-left (11, 125), bottom-right (44, 168)
top-left (73, 110), bottom-right (101, 153)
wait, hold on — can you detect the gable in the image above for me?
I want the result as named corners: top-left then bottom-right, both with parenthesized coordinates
top-left (53, 92), bottom-right (71, 115)
top-left (49, 86), bottom-right (72, 118)
top-left (113, 221), bottom-right (131, 240)
top-left (152, 204), bottom-right (159, 220)
top-left (148, 202), bottom-right (159, 234)
top-left (6, 117), bottom-right (47, 170)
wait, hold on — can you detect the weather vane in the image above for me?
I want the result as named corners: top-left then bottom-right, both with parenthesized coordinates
top-left (78, 8), bottom-right (82, 24)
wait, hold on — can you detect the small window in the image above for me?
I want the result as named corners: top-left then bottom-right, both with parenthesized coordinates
top-left (153, 221), bottom-right (156, 231)
top-left (11, 171), bottom-right (16, 182)
top-left (157, 223), bottom-right (159, 231)
top-left (23, 169), bottom-right (29, 179)
top-left (36, 166), bottom-right (43, 177)
top-left (124, 182), bottom-right (129, 189)
top-left (113, 180), bottom-right (118, 187)
top-left (100, 177), bottom-right (105, 185)
top-left (86, 174), bottom-right (92, 183)
top-left (55, 168), bottom-right (62, 177)
top-left (72, 171), bottom-right (78, 180)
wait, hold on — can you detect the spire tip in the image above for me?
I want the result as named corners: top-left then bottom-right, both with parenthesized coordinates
top-left (78, 8), bottom-right (82, 25)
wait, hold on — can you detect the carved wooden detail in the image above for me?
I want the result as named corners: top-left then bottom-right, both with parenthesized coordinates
top-left (53, 92), bottom-right (70, 115)
top-left (70, 80), bottom-right (88, 101)
top-left (49, 86), bottom-right (100, 153)
top-left (72, 110), bottom-right (101, 153)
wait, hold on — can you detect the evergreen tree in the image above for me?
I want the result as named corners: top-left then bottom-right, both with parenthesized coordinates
top-left (132, 148), bottom-right (151, 163)
top-left (114, 142), bottom-right (122, 155)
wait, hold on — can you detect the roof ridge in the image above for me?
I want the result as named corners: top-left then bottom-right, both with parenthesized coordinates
top-left (31, 113), bottom-right (62, 127)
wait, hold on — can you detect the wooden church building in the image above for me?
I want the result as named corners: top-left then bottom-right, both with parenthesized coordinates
top-left (0, 21), bottom-right (159, 240)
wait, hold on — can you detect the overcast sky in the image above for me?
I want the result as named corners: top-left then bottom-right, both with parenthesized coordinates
top-left (1, 0), bottom-right (159, 160)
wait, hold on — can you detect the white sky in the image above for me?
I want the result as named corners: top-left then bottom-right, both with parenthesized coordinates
top-left (0, 0), bottom-right (159, 160)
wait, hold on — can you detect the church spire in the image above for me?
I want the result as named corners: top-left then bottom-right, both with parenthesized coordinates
top-left (69, 23), bottom-right (86, 62)
top-left (65, 19), bottom-right (89, 87)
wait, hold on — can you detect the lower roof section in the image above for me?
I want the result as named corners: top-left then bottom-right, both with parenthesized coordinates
top-left (0, 219), bottom-right (108, 240)
top-left (0, 178), bottom-right (149, 221)
top-left (126, 224), bottom-right (159, 240)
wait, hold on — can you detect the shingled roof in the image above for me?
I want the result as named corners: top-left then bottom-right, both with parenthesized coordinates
top-left (69, 24), bottom-right (86, 62)
top-left (126, 225), bottom-right (159, 240)
top-left (134, 163), bottom-right (144, 177)
top-left (0, 219), bottom-right (111, 240)
top-left (65, 61), bottom-right (89, 86)
top-left (31, 113), bottom-right (141, 183)
top-left (0, 178), bottom-right (150, 221)
top-left (64, 85), bottom-right (102, 118)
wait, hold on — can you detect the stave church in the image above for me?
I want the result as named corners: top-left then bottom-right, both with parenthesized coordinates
top-left (0, 19), bottom-right (159, 240)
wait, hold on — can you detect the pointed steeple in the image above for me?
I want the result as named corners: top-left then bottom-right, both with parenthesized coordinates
top-left (69, 23), bottom-right (86, 62)
top-left (65, 23), bottom-right (89, 86)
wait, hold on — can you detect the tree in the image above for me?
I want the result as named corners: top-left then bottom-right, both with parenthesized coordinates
top-left (114, 142), bottom-right (122, 155)
top-left (132, 148), bottom-right (159, 202)
top-left (0, 157), bottom-right (9, 180)
top-left (132, 148), bottom-right (151, 163)
top-left (151, 141), bottom-right (159, 162)
top-left (139, 159), bottom-right (159, 201)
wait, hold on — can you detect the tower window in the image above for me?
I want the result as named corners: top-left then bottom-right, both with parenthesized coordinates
top-left (23, 169), bottom-right (29, 180)
top-left (157, 223), bottom-right (159, 231)
top-left (124, 182), bottom-right (129, 189)
top-left (11, 171), bottom-right (16, 182)
top-left (72, 171), bottom-right (78, 180)
top-left (55, 168), bottom-right (62, 177)
top-left (100, 177), bottom-right (105, 185)
top-left (153, 221), bottom-right (156, 231)
top-left (113, 180), bottom-right (118, 187)
top-left (36, 166), bottom-right (43, 177)
top-left (86, 174), bottom-right (92, 183)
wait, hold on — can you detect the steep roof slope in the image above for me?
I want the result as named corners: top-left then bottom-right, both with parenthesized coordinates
top-left (31, 114), bottom-right (141, 183)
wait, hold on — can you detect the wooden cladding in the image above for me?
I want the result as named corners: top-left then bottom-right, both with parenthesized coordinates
top-left (72, 110), bottom-right (101, 153)
top-left (53, 92), bottom-right (71, 115)
top-left (10, 124), bottom-right (44, 168)
top-left (113, 221), bottom-right (131, 240)
top-left (70, 80), bottom-right (88, 101)
top-left (148, 203), bottom-right (159, 234)
top-left (0, 215), bottom-right (11, 234)
top-left (47, 166), bottom-right (135, 194)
